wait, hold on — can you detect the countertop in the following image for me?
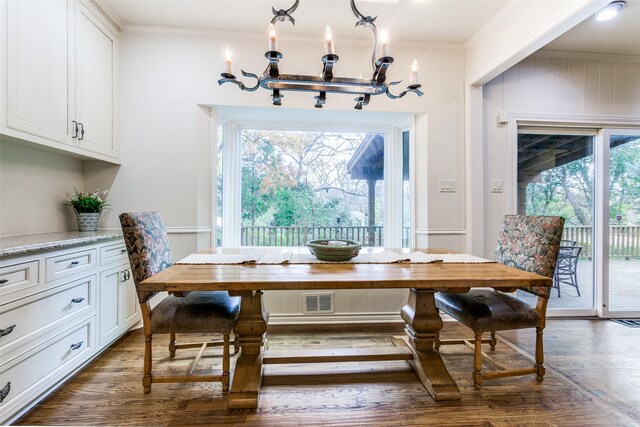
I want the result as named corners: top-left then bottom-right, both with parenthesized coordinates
top-left (0, 231), bottom-right (123, 258)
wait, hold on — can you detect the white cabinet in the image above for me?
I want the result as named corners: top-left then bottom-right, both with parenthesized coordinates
top-left (75, 1), bottom-right (119, 158)
top-left (99, 264), bottom-right (138, 347)
top-left (0, 0), bottom-right (120, 163)
top-left (4, 0), bottom-right (75, 146)
top-left (0, 238), bottom-right (139, 424)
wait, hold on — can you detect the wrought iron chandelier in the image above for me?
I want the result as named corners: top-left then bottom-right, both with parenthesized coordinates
top-left (218, 0), bottom-right (423, 110)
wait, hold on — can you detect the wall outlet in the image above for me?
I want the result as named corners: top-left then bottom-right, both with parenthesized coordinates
top-left (490, 179), bottom-right (503, 193)
top-left (439, 179), bottom-right (456, 193)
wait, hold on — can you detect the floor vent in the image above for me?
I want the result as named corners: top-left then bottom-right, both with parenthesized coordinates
top-left (610, 319), bottom-right (640, 328)
top-left (303, 292), bottom-right (334, 314)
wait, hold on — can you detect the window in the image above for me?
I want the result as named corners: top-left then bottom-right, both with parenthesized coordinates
top-left (215, 120), bottom-right (411, 248)
top-left (240, 129), bottom-right (385, 246)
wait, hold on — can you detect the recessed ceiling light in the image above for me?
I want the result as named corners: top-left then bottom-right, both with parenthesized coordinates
top-left (596, 1), bottom-right (625, 21)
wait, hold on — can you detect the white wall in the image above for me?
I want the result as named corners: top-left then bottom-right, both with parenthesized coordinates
top-left (0, 141), bottom-right (84, 237)
top-left (87, 29), bottom-right (467, 250)
top-left (82, 28), bottom-right (467, 321)
top-left (482, 51), bottom-right (640, 256)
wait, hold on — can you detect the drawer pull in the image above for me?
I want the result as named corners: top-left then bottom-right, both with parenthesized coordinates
top-left (71, 297), bottom-right (85, 304)
top-left (0, 279), bottom-right (8, 284)
top-left (70, 341), bottom-right (84, 351)
top-left (0, 325), bottom-right (16, 338)
top-left (120, 249), bottom-right (127, 253)
top-left (70, 261), bottom-right (80, 266)
top-left (0, 382), bottom-right (10, 403)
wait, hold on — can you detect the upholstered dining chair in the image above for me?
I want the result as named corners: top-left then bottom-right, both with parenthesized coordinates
top-left (119, 212), bottom-right (240, 393)
top-left (435, 215), bottom-right (565, 390)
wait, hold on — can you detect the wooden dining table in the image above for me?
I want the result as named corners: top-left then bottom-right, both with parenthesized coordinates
top-left (139, 247), bottom-right (551, 409)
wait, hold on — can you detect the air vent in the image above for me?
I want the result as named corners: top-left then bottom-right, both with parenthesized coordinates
top-left (303, 292), bottom-right (334, 314)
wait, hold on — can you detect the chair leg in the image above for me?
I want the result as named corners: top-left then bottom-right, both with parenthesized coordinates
top-left (222, 333), bottom-right (230, 392)
top-left (535, 327), bottom-right (546, 382)
top-left (143, 333), bottom-right (153, 393)
top-left (489, 331), bottom-right (497, 351)
top-left (572, 273), bottom-right (581, 297)
top-left (169, 333), bottom-right (177, 358)
top-left (473, 332), bottom-right (483, 390)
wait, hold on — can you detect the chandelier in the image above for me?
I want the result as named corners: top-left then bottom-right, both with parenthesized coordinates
top-left (218, 0), bottom-right (423, 110)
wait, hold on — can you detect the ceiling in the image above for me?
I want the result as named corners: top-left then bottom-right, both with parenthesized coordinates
top-left (544, 0), bottom-right (640, 56)
top-left (99, 0), bottom-right (510, 44)
top-left (100, 0), bottom-right (640, 61)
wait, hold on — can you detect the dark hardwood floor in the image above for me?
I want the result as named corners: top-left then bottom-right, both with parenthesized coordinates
top-left (15, 320), bottom-right (640, 426)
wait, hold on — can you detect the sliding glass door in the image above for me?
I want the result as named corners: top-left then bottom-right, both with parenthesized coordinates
top-left (516, 130), bottom-right (597, 313)
top-left (603, 130), bottom-right (640, 317)
top-left (515, 126), bottom-right (640, 318)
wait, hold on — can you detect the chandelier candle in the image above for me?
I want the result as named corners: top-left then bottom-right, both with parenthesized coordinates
top-left (324, 26), bottom-right (335, 55)
top-left (379, 30), bottom-right (390, 59)
top-left (224, 48), bottom-right (233, 75)
top-left (268, 24), bottom-right (278, 51)
top-left (218, 0), bottom-right (423, 109)
top-left (410, 59), bottom-right (418, 86)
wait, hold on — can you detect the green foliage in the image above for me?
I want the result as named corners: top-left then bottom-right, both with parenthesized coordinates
top-left (525, 138), bottom-right (640, 225)
top-left (65, 189), bottom-right (108, 214)
top-left (240, 130), bottom-right (379, 228)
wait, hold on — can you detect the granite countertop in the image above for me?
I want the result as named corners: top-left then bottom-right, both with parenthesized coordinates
top-left (0, 231), bottom-right (123, 258)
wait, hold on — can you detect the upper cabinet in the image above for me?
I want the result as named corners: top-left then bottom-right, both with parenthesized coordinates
top-left (0, 0), bottom-right (120, 163)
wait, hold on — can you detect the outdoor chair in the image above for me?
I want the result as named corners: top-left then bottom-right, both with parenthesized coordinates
top-left (434, 215), bottom-right (564, 390)
top-left (553, 245), bottom-right (583, 297)
top-left (119, 211), bottom-right (240, 393)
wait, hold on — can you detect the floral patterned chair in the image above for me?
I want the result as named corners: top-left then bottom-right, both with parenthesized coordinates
top-left (119, 212), bottom-right (240, 393)
top-left (435, 215), bottom-right (565, 389)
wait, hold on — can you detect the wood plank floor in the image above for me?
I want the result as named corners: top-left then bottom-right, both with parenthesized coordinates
top-left (15, 320), bottom-right (640, 426)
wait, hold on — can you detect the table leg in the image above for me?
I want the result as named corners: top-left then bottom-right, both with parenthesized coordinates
top-left (228, 290), bottom-right (268, 409)
top-left (400, 288), bottom-right (462, 401)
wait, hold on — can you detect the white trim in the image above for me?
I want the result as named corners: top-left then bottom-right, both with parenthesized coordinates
top-left (408, 119), bottom-right (417, 249)
top-left (222, 121), bottom-right (241, 247)
top-left (536, 49), bottom-right (640, 64)
top-left (232, 119), bottom-right (390, 135)
top-left (267, 313), bottom-right (403, 325)
top-left (210, 108), bottom-right (219, 249)
top-left (384, 127), bottom-right (402, 248)
top-left (101, 227), bottom-right (212, 234)
top-left (415, 229), bottom-right (466, 235)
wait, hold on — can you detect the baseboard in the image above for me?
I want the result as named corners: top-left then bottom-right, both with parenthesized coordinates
top-left (266, 313), bottom-right (404, 325)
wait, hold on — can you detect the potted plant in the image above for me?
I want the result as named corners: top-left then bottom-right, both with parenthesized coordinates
top-left (65, 189), bottom-right (109, 232)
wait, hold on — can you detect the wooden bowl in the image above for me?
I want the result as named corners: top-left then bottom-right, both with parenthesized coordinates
top-left (306, 239), bottom-right (362, 261)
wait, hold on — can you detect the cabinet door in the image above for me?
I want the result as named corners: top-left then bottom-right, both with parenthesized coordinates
top-left (99, 264), bottom-right (138, 348)
top-left (5, 0), bottom-right (75, 145)
top-left (75, 2), bottom-right (118, 158)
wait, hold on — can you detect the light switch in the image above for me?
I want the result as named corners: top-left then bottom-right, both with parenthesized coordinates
top-left (491, 179), bottom-right (503, 193)
top-left (439, 179), bottom-right (456, 193)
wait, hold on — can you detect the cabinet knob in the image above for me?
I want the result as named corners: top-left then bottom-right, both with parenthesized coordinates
top-left (72, 120), bottom-right (78, 138)
top-left (70, 341), bottom-right (84, 351)
top-left (120, 249), bottom-right (127, 254)
top-left (0, 279), bottom-right (8, 284)
top-left (70, 261), bottom-right (80, 266)
top-left (71, 297), bottom-right (85, 304)
top-left (0, 325), bottom-right (16, 338)
top-left (78, 122), bottom-right (85, 141)
top-left (0, 382), bottom-right (10, 403)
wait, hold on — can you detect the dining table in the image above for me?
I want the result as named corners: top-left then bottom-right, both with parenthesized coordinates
top-left (138, 247), bottom-right (552, 409)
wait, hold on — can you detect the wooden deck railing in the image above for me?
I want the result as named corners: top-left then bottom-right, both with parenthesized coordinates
top-left (241, 225), bottom-right (385, 247)
top-left (563, 225), bottom-right (640, 258)
top-left (239, 225), bottom-right (639, 257)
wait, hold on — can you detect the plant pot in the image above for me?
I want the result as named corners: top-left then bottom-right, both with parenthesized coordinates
top-left (77, 212), bottom-right (100, 232)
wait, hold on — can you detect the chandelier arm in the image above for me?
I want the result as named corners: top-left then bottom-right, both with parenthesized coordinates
top-left (217, 70), bottom-right (260, 92)
top-left (385, 80), bottom-right (424, 99)
top-left (271, 0), bottom-right (300, 26)
top-left (350, 0), bottom-right (379, 71)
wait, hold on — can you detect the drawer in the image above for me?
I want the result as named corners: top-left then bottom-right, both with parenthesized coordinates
top-left (45, 248), bottom-right (97, 282)
top-left (0, 260), bottom-right (40, 301)
top-left (100, 242), bottom-right (128, 267)
top-left (0, 318), bottom-right (94, 420)
top-left (0, 276), bottom-right (96, 354)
